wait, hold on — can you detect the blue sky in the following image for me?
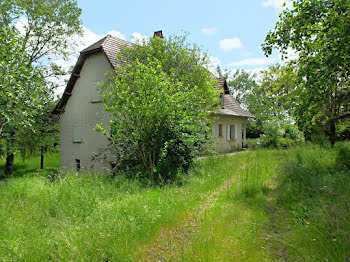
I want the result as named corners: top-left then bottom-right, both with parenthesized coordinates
top-left (73, 0), bottom-right (290, 73)
top-left (48, 0), bottom-right (291, 94)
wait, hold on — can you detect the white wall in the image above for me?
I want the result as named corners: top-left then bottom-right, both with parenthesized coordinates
top-left (60, 52), bottom-right (112, 172)
top-left (211, 115), bottom-right (248, 152)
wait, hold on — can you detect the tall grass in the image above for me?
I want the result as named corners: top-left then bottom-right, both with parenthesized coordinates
top-left (274, 142), bottom-right (350, 261)
top-left (0, 144), bottom-right (349, 261)
top-left (178, 150), bottom-right (285, 261)
top-left (0, 154), bottom-right (246, 261)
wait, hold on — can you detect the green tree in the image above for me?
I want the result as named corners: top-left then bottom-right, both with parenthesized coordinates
top-left (263, 0), bottom-right (350, 146)
top-left (96, 36), bottom-right (220, 182)
top-left (0, 0), bottom-right (82, 176)
top-left (0, 27), bottom-right (49, 177)
top-left (228, 66), bottom-right (298, 137)
top-left (0, 0), bottom-right (82, 65)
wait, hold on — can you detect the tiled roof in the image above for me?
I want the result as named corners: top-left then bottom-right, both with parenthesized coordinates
top-left (99, 35), bottom-right (133, 69)
top-left (214, 78), bottom-right (254, 118)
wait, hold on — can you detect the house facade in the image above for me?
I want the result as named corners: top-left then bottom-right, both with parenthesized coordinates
top-left (53, 35), bottom-right (253, 171)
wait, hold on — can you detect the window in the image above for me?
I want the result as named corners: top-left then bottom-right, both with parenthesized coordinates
top-left (227, 124), bottom-right (238, 141)
top-left (218, 124), bottom-right (223, 137)
top-left (75, 159), bottom-right (81, 172)
top-left (230, 125), bottom-right (235, 140)
top-left (73, 122), bottom-right (82, 143)
top-left (90, 81), bottom-right (102, 102)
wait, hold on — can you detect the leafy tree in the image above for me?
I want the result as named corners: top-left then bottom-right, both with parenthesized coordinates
top-left (96, 36), bottom-right (220, 182)
top-left (0, 0), bottom-right (82, 176)
top-left (228, 66), bottom-right (298, 138)
top-left (263, 0), bottom-right (350, 146)
top-left (0, 26), bottom-right (50, 177)
top-left (0, 0), bottom-right (82, 65)
top-left (258, 64), bottom-right (298, 121)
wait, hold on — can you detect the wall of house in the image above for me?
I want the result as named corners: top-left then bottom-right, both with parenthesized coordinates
top-left (211, 115), bottom-right (248, 152)
top-left (59, 52), bottom-right (112, 172)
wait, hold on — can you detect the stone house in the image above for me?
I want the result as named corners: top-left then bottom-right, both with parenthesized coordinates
top-left (53, 34), bottom-right (254, 171)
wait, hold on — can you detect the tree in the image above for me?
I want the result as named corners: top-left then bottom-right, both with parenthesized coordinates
top-left (0, 0), bottom-right (82, 176)
top-left (263, 0), bottom-right (350, 145)
top-left (96, 36), bottom-right (220, 182)
top-left (228, 66), bottom-right (298, 137)
top-left (0, 0), bottom-right (82, 66)
top-left (0, 26), bottom-right (49, 177)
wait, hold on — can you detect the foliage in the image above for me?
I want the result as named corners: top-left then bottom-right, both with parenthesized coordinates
top-left (0, 0), bottom-right (81, 176)
top-left (97, 35), bottom-right (220, 182)
top-left (263, 0), bottom-right (350, 145)
top-left (0, 0), bottom-right (82, 65)
top-left (258, 119), bottom-right (304, 148)
top-left (0, 27), bottom-right (47, 137)
top-left (228, 65), bottom-right (298, 138)
top-left (336, 142), bottom-right (350, 170)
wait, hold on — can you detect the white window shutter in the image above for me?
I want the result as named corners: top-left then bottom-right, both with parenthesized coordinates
top-left (73, 122), bottom-right (82, 143)
top-left (226, 124), bottom-right (230, 141)
top-left (90, 81), bottom-right (102, 102)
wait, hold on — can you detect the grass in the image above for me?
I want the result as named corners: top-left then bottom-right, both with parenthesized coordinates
top-left (0, 143), bottom-right (349, 261)
top-left (0, 149), bottom-right (60, 178)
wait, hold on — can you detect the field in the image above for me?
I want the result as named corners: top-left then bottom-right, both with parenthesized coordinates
top-left (0, 144), bottom-right (349, 261)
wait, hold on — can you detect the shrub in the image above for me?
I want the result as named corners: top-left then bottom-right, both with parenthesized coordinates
top-left (336, 143), bottom-right (350, 170)
top-left (96, 35), bottom-right (220, 183)
top-left (257, 120), bottom-right (304, 149)
top-left (258, 119), bottom-right (285, 148)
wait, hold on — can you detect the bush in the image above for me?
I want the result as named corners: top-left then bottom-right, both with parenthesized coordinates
top-left (97, 35), bottom-right (220, 183)
top-left (336, 142), bottom-right (350, 170)
top-left (258, 119), bottom-right (285, 148)
top-left (257, 120), bottom-right (304, 149)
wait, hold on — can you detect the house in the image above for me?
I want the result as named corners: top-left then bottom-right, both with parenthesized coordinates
top-left (53, 33), bottom-right (254, 171)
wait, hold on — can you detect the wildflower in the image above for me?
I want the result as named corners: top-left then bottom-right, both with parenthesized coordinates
top-left (313, 239), bottom-right (316, 241)
top-left (324, 186), bottom-right (327, 188)
top-left (306, 222), bottom-right (310, 225)
top-left (333, 238), bottom-right (336, 242)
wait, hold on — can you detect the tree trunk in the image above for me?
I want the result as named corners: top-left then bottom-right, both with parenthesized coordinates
top-left (4, 153), bottom-right (14, 177)
top-left (40, 146), bottom-right (44, 169)
top-left (329, 119), bottom-right (336, 147)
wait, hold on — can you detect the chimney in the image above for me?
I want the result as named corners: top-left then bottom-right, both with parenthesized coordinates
top-left (153, 30), bottom-right (163, 38)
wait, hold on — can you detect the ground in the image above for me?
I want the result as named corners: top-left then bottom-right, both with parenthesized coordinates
top-left (0, 144), bottom-right (349, 261)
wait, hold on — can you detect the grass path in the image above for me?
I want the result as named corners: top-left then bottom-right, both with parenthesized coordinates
top-left (137, 169), bottom-right (241, 261)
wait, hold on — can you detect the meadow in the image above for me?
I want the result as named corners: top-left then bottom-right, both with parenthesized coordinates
top-left (0, 143), bottom-right (349, 261)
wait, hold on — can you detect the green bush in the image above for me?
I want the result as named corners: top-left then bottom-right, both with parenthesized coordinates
top-left (258, 119), bottom-right (285, 148)
top-left (336, 142), bottom-right (350, 170)
top-left (257, 120), bottom-right (304, 148)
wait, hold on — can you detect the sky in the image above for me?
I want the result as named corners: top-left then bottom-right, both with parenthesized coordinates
top-left (53, 0), bottom-right (292, 94)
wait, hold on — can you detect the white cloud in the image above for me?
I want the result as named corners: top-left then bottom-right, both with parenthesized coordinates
top-left (219, 37), bottom-right (244, 51)
top-left (261, 0), bottom-right (292, 10)
top-left (15, 18), bottom-right (28, 35)
top-left (107, 30), bottom-right (126, 40)
top-left (131, 32), bottom-right (148, 44)
top-left (280, 47), bottom-right (299, 64)
top-left (206, 55), bottom-right (222, 76)
top-left (201, 27), bottom-right (217, 35)
top-left (229, 57), bottom-right (276, 67)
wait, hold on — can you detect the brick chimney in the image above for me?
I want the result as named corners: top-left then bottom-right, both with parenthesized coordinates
top-left (153, 30), bottom-right (163, 38)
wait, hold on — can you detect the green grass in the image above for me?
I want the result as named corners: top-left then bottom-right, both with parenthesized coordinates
top-left (0, 150), bottom-right (60, 178)
top-left (0, 144), bottom-right (349, 261)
